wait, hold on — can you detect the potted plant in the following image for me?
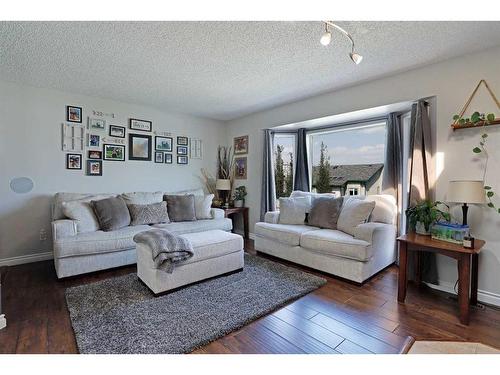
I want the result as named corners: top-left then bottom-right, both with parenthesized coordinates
top-left (233, 186), bottom-right (247, 208)
top-left (406, 200), bottom-right (451, 235)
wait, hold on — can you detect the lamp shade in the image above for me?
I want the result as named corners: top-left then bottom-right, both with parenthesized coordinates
top-left (447, 180), bottom-right (486, 204)
top-left (216, 179), bottom-right (231, 191)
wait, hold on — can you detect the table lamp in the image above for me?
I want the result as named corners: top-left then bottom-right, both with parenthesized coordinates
top-left (216, 179), bottom-right (231, 208)
top-left (447, 180), bottom-right (486, 226)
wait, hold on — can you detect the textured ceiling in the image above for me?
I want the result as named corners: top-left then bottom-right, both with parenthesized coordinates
top-left (1, 21), bottom-right (500, 121)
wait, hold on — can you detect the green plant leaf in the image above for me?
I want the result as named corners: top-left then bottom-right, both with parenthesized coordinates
top-left (482, 133), bottom-right (488, 138)
top-left (488, 202), bottom-right (495, 208)
top-left (498, 208), bottom-right (500, 214)
top-left (487, 191), bottom-right (494, 198)
top-left (484, 186), bottom-right (492, 190)
top-left (453, 114), bottom-right (460, 121)
top-left (473, 147), bottom-right (482, 153)
top-left (459, 118), bottom-right (466, 125)
top-left (487, 113), bottom-right (495, 122)
top-left (471, 112), bottom-right (480, 123)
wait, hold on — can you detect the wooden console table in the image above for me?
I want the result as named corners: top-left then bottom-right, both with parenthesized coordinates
top-left (397, 233), bottom-right (485, 325)
top-left (220, 207), bottom-right (249, 239)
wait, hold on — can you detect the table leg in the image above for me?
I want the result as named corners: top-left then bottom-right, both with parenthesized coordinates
top-left (243, 209), bottom-right (249, 240)
top-left (470, 253), bottom-right (479, 306)
top-left (458, 253), bottom-right (471, 325)
top-left (398, 242), bottom-right (408, 303)
top-left (414, 251), bottom-right (422, 286)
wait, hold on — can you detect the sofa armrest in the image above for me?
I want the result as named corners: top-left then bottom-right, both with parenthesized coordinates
top-left (353, 222), bottom-right (396, 244)
top-left (264, 211), bottom-right (280, 224)
top-left (52, 220), bottom-right (77, 240)
top-left (211, 208), bottom-right (225, 220)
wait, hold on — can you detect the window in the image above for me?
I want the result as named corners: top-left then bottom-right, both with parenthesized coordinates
top-left (273, 133), bottom-right (296, 201)
top-left (308, 121), bottom-right (387, 197)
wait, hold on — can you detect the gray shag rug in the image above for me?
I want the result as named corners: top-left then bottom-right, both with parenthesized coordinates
top-left (65, 254), bottom-right (326, 354)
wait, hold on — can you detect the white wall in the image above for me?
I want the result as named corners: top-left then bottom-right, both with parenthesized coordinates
top-left (226, 45), bottom-right (500, 305)
top-left (0, 80), bottom-right (225, 263)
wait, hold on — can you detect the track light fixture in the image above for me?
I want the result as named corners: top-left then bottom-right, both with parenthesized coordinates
top-left (320, 21), bottom-right (363, 65)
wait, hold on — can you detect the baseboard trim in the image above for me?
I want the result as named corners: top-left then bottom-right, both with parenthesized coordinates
top-left (0, 251), bottom-right (53, 267)
top-left (425, 281), bottom-right (500, 307)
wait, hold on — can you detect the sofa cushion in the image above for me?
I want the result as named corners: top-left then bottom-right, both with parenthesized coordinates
top-left (128, 201), bottom-right (170, 226)
top-left (307, 196), bottom-right (344, 229)
top-left (165, 194), bottom-right (196, 222)
top-left (254, 222), bottom-right (319, 246)
top-left (290, 190), bottom-right (337, 212)
top-left (53, 192), bottom-right (115, 221)
top-left (152, 218), bottom-right (233, 234)
top-left (61, 195), bottom-right (110, 233)
top-left (278, 197), bottom-right (308, 225)
top-left (300, 229), bottom-right (372, 261)
top-left (337, 197), bottom-right (375, 236)
top-left (365, 195), bottom-right (397, 225)
top-left (194, 194), bottom-right (214, 220)
top-left (120, 191), bottom-right (163, 205)
top-left (91, 196), bottom-right (131, 231)
top-left (167, 188), bottom-right (205, 196)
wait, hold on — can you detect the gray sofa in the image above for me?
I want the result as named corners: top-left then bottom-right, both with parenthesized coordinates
top-left (254, 193), bottom-right (397, 283)
top-left (51, 189), bottom-right (232, 278)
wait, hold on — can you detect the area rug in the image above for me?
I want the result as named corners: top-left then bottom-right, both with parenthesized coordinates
top-left (65, 254), bottom-right (326, 354)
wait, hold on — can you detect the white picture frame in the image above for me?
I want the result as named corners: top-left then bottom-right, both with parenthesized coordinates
top-left (62, 123), bottom-right (84, 152)
top-left (190, 138), bottom-right (202, 159)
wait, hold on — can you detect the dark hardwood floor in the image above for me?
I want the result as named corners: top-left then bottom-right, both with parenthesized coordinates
top-left (1, 239), bottom-right (499, 354)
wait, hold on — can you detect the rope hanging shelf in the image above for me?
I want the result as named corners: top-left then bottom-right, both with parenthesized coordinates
top-left (451, 79), bottom-right (500, 131)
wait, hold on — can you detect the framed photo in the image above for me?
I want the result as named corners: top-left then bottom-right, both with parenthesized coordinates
top-left (234, 156), bottom-right (247, 179)
top-left (190, 138), bottom-right (202, 159)
top-left (234, 135), bottom-right (249, 155)
top-left (88, 118), bottom-right (106, 131)
top-left (66, 153), bottom-right (82, 169)
top-left (177, 146), bottom-right (188, 155)
top-left (177, 136), bottom-right (188, 146)
top-left (154, 151), bottom-right (164, 163)
top-left (129, 118), bottom-right (152, 132)
top-left (164, 153), bottom-right (173, 164)
top-left (87, 134), bottom-right (100, 147)
top-left (109, 125), bottom-right (126, 138)
top-left (103, 144), bottom-right (125, 161)
top-left (155, 136), bottom-right (173, 151)
top-left (62, 123), bottom-right (84, 152)
top-left (87, 160), bottom-right (102, 176)
top-left (177, 155), bottom-right (188, 165)
top-left (66, 106), bottom-right (82, 123)
top-left (129, 133), bottom-right (152, 161)
top-left (88, 150), bottom-right (102, 159)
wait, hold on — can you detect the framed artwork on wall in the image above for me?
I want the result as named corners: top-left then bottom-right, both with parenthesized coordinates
top-left (177, 155), bottom-right (188, 165)
top-left (234, 135), bottom-right (249, 155)
top-left (190, 138), bottom-right (202, 159)
top-left (165, 153), bottom-right (173, 164)
top-left (177, 146), bottom-right (188, 155)
top-left (88, 118), bottom-right (106, 132)
top-left (154, 152), bottom-right (164, 163)
top-left (109, 125), bottom-right (126, 138)
top-left (129, 118), bottom-right (152, 132)
top-left (88, 150), bottom-right (102, 159)
top-left (62, 123), bottom-right (84, 152)
top-left (103, 144), bottom-right (125, 161)
top-left (129, 134), bottom-right (152, 161)
top-left (87, 160), bottom-right (103, 176)
top-left (155, 136), bottom-right (173, 152)
top-left (234, 156), bottom-right (247, 179)
top-left (66, 106), bottom-right (82, 123)
top-left (87, 134), bottom-right (100, 148)
top-left (177, 136), bottom-right (188, 146)
top-left (66, 153), bottom-right (82, 169)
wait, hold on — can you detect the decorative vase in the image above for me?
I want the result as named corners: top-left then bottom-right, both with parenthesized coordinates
top-left (415, 221), bottom-right (431, 236)
top-left (234, 200), bottom-right (244, 208)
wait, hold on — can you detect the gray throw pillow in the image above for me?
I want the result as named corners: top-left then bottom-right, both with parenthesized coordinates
top-left (308, 196), bottom-right (344, 229)
top-left (128, 201), bottom-right (170, 226)
top-left (165, 194), bottom-right (196, 222)
top-left (91, 196), bottom-right (131, 231)
top-left (278, 197), bottom-right (308, 225)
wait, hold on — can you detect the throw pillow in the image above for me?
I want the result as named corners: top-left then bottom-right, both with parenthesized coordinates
top-left (337, 197), bottom-right (376, 236)
top-left (278, 197), bottom-right (308, 225)
top-left (194, 194), bottom-right (214, 220)
top-left (120, 191), bottom-right (163, 205)
top-left (61, 194), bottom-right (114, 233)
top-left (91, 196), bottom-right (131, 231)
top-left (128, 201), bottom-right (170, 226)
top-left (307, 196), bottom-right (344, 229)
top-left (290, 190), bottom-right (336, 212)
top-left (165, 194), bottom-right (196, 222)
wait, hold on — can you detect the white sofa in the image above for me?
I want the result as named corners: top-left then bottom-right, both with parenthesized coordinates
top-left (51, 190), bottom-right (232, 278)
top-left (254, 193), bottom-right (397, 283)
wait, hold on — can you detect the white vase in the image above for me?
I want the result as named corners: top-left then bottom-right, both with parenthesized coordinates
top-left (234, 200), bottom-right (244, 208)
top-left (415, 221), bottom-right (431, 236)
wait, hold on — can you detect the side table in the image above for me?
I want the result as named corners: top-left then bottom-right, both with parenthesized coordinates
top-left (218, 207), bottom-right (249, 239)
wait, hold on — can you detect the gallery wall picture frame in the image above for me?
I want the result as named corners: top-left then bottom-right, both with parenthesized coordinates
top-left (154, 152), bottom-right (164, 163)
top-left (66, 153), bottom-right (82, 170)
top-left (177, 146), bottom-right (188, 155)
top-left (190, 138), bottom-right (202, 159)
top-left (155, 136), bottom-right (173, 152)
top-left (66, 106), bottom-right (82, 123)
top-left (234, 156), bottom-right (247, 179)
top-left (234, 135), bottom-right (249, 155)
top-left (87, 160), bottom-right (103, 176)
top-left (109, 125), bottom-right (126, 138)
top-left (62, 123), bottom-right (84, 152)
top-left (87, 134), bottom-right (100, 148)
top-left (165, 153), bottom-right (173, 164)
top-left (177, 136), bottom-right (189, 146)
top-left (88, 150), bottom-right (102, 160)
top-left (177, 155), bottom-right (188, 165)
top-left (129, 118), bottom-right (152, 132)
top-left (88, 117), bottom-right (106, 132)
top-left (128, 133), bottom-right (152, 161)
top-left (103, 144), bottom-right (125, 161)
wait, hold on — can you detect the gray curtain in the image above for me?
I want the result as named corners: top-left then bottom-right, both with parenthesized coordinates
top-left (294, 128), bottom-right (310, 192)
top-left (408, 100), bottom-right (438, 284)
top-left (260, 129), bottom-right (276, 221)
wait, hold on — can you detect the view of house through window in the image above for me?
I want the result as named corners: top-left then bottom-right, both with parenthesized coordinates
top-left (309, 122), bottom-right (387, 197)
top-left (273, 133), bottom-right (296, 201)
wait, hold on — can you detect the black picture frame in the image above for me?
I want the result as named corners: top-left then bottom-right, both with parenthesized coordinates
top-left (129, 118), bottom-right (152, 132)
top-left (164, 153), bottom-right (173, 164)
top-left (128, 134), bottom-right (152, 161)
top-left (154, 151), bottom-right (164, 163)
top-left (66, 153), bottom-right (82, 169)
top-left (88, 150), bottom-right (102, 160)
top-left (155, 136), bottom-right (173, 152)
top-left (109, 125), bottom-right (126, 138)
top-left (177, 136), bottom-right (188, 146)
top-left (66, 105), bottom-right (82, 123)
top-left (87, 160), bottom-right (103, 176)
top-left (103, 144), bottom-right (125, 161)
top-left (177, 146), bottom-right (188, 155)
top-left (177, 155), bottom-right (188, 165)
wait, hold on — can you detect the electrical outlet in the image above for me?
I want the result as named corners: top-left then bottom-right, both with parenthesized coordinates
top-left (39, 229), bottom-right (47, 241)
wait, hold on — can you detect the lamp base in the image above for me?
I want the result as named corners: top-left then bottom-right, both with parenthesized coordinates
top-left (461, 203), bottom-right (469, 226)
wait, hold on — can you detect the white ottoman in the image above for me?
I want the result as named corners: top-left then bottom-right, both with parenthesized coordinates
top-left (136, 230), bottom-right (244, 295)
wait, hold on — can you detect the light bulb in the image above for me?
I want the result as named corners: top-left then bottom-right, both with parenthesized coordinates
top-left (320, 31), bottom-right (332, 46)
top-left (350, 52), bottom-right (363, 65)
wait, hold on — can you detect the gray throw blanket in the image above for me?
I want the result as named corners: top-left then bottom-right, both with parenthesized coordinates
top-left (133, 229), bottom-right (194, 273)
